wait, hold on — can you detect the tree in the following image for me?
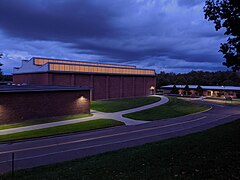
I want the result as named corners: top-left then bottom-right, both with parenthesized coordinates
top-left (171, 85), bottom-right (179, 94)
top-left (156, 71), bottom-right (240, 87)
top-left (196, 85), bottom-right (203, 96)
top-left (204, 0), bottom-right (240, 71)
top-left (0, 53), bottom-right (3, 81)
top-left (156, 71), bottom-right (170, 89)
top-left (176, 75), bottom-right (187, 85)
top-left (184, 85), bottom-right (190, 95)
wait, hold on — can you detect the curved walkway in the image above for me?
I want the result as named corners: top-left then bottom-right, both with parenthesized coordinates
top-left (91, 95), bottom-right (169, 125)
top-left (0, 96), bottom-right (169, 135)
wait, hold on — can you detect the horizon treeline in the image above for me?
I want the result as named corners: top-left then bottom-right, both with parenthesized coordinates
top-left (0, 75), bottom-right (13, 82)
top-left (157, 71), bottom-right (240, 89)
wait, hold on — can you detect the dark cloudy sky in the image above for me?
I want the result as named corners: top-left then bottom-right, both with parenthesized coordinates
top-left (0, 0), bottom-right (228, 74)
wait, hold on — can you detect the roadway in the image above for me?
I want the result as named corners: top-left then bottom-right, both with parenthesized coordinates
top-left (0, 100), bottom-right (239, 174)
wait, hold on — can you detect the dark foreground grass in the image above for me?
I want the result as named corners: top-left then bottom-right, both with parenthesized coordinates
top-left (1, 119), bottom-right (239, 179)
top-left (0, 119), bottom-right (123, 142)
top-left (0, 114), bottom-right (93, 130)
top-left (123, 97), bottom-right (210, 120)
top-left (91, 96), bottom-right (160, 112)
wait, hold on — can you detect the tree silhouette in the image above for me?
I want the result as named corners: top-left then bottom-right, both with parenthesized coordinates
top-left (184, 85), bottom-right (190, 95)
top-left (204, 0), bottom-right (240, 71)
top-left (171, 85), bottom-right (179, 94)
top-left (196, 85), bottom-right (203, 96)
top-left (157, 71), bottom-right (240, 87)
top-left (0, 54), bottom-right (3, 81)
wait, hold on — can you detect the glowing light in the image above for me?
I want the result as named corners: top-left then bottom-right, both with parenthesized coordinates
top-left (34, 58), bottom-right (136, 69)
top-left (150, 86), bottom-right (155, 90)
top-left (76, 96), bottom-right (88, 104)
top-left (49, 63), bottom-right (155, 76)
top-left (210, 90), bottom-right (213, 96)
top-left (80, 96), bottom-right (86, 101)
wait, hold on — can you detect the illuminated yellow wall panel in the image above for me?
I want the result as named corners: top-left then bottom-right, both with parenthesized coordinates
top-left (34, 58), bottom-right (136, 69)
top-left (49, 63), bottom-right (155, 76)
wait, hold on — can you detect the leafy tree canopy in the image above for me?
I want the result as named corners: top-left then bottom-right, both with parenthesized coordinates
top-left (204, 0), bottom-right (240, 71)
top-left (156, 70), bottom-right (240, 88)
top-left (171, 85), bottom-right (179, 94)
top-left (0, 53), bottom-right (3, 64)
top-left (0, 53), bottom-right (3, 81)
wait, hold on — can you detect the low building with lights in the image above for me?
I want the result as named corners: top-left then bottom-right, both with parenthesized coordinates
top-left (0, 85), bottom-right (90, 124)
top-left (160, 85), bottom-right (240, 98)
top-left (13, 57), bottom-right (156, 100)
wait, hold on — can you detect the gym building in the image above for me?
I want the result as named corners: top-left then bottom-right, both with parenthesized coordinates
top-left (13, 57), bottom-right (156, 100)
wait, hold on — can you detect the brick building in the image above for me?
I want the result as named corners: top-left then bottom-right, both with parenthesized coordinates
top-left (13, 57), bottom-right (156, 100)
top-left (0, 86), bottom-right (90, 124)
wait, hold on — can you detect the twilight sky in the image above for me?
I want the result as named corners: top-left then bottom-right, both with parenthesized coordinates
top-left (0, 0), bottom-right (228, 74)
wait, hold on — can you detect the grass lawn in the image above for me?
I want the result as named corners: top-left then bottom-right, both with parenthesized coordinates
top-left (91, 96), bottom-right (160, 112)
top-left (204, 98), bottom-right (240, 105)
top-left (0, 114), bottom-right (93, 130)
top-left (1, 119), bottom-right (239, 179)
top-left (0, 119), bottom-right (123, 142)
top-left (123, 97), bottom-right (210, 120)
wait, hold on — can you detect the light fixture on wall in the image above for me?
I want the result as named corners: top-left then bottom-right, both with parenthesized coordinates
top-left (75, 96), bottom-right (88, 109)
top-left (150, 86), bottom-right (155, 95)
top-left (77, 96), bottom-right (88, 104)
top-left (150, 86), bottom-right (155, 90)
top-left (80, 96), bottom-right (85, 101)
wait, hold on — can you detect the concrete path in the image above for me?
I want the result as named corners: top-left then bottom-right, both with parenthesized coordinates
top-left (90, 95), bottom-right (169, 126)
top-left (0, 95), bottom-right (169, 135)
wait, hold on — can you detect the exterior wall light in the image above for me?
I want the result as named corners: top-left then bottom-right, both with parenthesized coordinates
top-left (150, 86), bottom-right (155, 90)
top-left (75, 96), bottom-right (89, 111)
top-left (79, 96), bottom-right (88, 101)
top-left (77, 96), bottom-right (88, 104)
top-left (150, 86), bottom-right (155, 95)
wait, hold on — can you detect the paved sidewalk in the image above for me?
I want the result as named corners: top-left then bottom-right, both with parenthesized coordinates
top-left (0, 95), bottom-right (169, 135)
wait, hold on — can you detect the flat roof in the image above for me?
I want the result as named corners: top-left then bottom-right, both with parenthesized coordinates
top-left (14, 57), bottom-right (156, 76)
top-left (32, 57), bottom-right (137, 69)
top-left (161, 85), bottom-right (240, 91)
top-left (0, 85), bottom-right (91, 93)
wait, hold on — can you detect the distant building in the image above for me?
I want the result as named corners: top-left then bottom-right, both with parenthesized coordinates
top-left (13, 57), bottom-right (156, 100)
top-left (161, 85), bottom-right (240, 98)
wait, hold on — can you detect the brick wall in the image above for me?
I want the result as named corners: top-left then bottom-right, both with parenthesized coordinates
top-left (93, 75), bottom-right (107, 100)
top-left (122, 76), bottom-right (134, 97)
top-left (109, 76), bottom-right (121, 99)
top-left (135, 76), bottom-right (144, 96)
top-left (52, 74), bottom-right (72, 86)
top-left (13, 73), bottom-right (156, 100)
top-left (13, 73), bottom-right (49, 85)
top-left (0, 90), bottom-right (90, 124)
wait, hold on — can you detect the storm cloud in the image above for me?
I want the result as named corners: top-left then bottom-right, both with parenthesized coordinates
top-left (0, 0), bottom-right (227, 74)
